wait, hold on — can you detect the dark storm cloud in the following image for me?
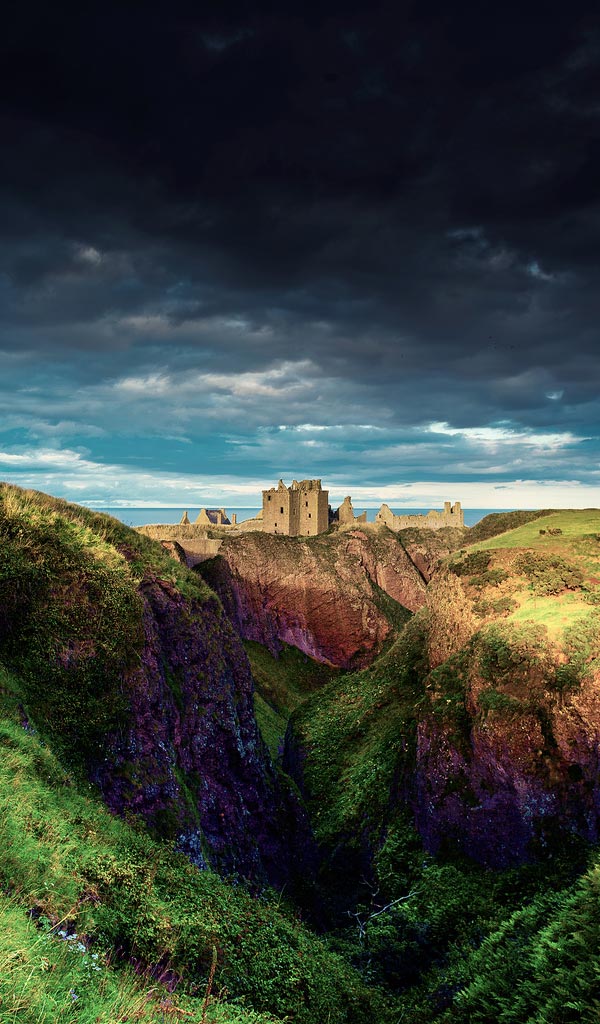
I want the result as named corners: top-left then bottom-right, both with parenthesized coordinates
top-left (1, 1), bottom-right (599, 500)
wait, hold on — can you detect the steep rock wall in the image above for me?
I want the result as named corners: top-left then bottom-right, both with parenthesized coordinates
top-left (200, 529), bottom-right (428, 668)
top-left (413, 666), bottom-right (600, 867)
top-left (92, 573), bottom-right (315, 886)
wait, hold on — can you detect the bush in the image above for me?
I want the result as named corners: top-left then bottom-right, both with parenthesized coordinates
top-left (450, 552), bottom-right (490, 577)
top-left (517, 552), bottom-right (584, 597)
top-left (477, 622), bottom-right (554, 690)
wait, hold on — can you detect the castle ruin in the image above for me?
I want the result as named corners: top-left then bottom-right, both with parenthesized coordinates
top-left (137, 482), bottom-right (465, 563)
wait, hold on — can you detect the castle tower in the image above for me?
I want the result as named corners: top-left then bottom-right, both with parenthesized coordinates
top-left (262, 479), bottom-right (329, 536)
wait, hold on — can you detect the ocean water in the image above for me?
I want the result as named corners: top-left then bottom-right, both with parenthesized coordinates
top-left (89, 506), bottom-right (505, 529)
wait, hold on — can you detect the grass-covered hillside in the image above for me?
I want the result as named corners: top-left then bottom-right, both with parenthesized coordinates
top-left (0, 674), bottom-right (396, 1023)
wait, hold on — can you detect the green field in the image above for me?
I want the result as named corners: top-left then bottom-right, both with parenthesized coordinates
top-left (469, 509), bottom-right (600, 552)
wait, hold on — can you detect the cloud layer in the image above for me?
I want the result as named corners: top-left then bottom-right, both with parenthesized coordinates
top-left (1, 2), bottom-right (599, 506)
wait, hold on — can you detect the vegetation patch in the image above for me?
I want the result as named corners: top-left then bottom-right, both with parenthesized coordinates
top-left (476, 622), bottom-right (556, 692)
top-left (0, 705), bottom-right (395, 1024)
top-left (477, 688), bottom-right (522, 715)
top-left (516, 551), bottom-right (584, 596)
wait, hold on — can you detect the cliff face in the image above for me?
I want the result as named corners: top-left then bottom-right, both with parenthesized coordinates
top-left (93, 573), bottom-right (314, 885)
top-left (200, 528), bottom-right (429, 669)
top-left (287, 515), bottom-right (600, 871)
top-left (0, 486), bottom-right (313, 887)
top-left (411, 530), bottom-right (600, 865)
top-left (413, 614), bottom-right (600, 866)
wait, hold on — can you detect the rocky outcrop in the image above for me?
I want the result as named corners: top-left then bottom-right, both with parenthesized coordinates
top-left (91, 573), bottom-right (315, 886)
top-left (413, 666), bottom-right (600, 867)
top-left (200, 528), bottom-right (428, 668)
top-left (398, 526), bottom-right (466, 582)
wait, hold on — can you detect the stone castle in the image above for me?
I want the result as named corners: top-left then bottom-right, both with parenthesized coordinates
top-left (138, 479), bottom-right (464, 563)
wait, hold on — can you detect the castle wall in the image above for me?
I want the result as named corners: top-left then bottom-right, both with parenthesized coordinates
top-left (336, 496), bottom-right (367, 527)
top-left (262, 480), bottom-right (294, 534)
top-left (375, 501), bottom-right (464, 531)
top-left (136, 524), bottom-right (224, 565)
top-left (298, 487), bottom-right (329, 535)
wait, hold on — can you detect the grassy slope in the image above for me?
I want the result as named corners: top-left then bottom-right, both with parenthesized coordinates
top-left (0, 668), bottom-right (395, 1024)
top-left (246, 640), bottom-right (339, 757)
top-left (466, 508), bottom-right (556, 544)
top-left (463, 509), bottom-right (600, 640)
top-left (0, 484), bottom-right (216, 769)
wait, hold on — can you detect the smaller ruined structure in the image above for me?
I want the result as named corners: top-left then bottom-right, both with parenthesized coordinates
top-left (334, 496), bottom-right (367, 526)
top-left (195, 508), bottom-right (237, 526)
top-left (262, 479), bottom-right (329, 536)
top-left (375, 501), bottom-right (464, 531)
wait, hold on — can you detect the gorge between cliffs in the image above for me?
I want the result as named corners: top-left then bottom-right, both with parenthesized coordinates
top-left (1, 483), bottom-right (600, 1024)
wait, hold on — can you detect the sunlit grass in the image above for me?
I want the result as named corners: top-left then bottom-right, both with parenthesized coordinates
top-left (507, 590), bottom-right (593, 640)
top-left (469, 509), bottom-right (600, 553)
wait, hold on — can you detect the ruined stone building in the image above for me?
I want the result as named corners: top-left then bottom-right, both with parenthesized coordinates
top-left (331, 497), bottom-right (364, 528)
top-left (141, 487), bottom-right (464, 557)
top-left (375, 501), bottom-right (464, 530)
top-left (180, 508), bottom-right (236, 526)
top-left (262, 479), bottom-right (330, 536)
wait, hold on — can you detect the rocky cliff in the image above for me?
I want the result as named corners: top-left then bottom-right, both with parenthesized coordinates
top-left (200, 527), bottom-right (435, 668)
top-left (287, 511), bottom-right (600, 870)
top-left (0, 485), bottom-right (313, 887)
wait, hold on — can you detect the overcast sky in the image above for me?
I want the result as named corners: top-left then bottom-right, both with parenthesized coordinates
top-left (1, 1), bottom-right (599, 508)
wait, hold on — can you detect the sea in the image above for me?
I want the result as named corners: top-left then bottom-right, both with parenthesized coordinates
top-left (89, 507), bottom-right (504, 529)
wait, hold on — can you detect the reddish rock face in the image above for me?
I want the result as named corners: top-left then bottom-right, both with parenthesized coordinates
top-left (411, 596), bottom-right (600, 867)
top-left (200, 529), bottom-right (428, 669)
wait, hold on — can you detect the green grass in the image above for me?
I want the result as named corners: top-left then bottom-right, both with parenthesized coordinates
top-left (245, 641), bottom-right (338, 717)
top-left (0, 692), bottom-right (396, 1024)
top-left (0, 892), bottom-right (262, 1024)
top-left (246, 641), bottom-right (339, 755)
top-left (290, 614), bottom-right (428, 847)
top-left (507, 590), bottom-right (592, 638)
top-left (453, 510), bottom-right (600, 640)
top-left (0, 483), bottom-right (218, 770)
top-left (253, 692), bottom-right (288, 758)
top-left (467, 509), bottom-right (555, 544)
top-left (468, 509), bottom-right (600, 552)
top-left (0, 483), bottom-right (214, 601)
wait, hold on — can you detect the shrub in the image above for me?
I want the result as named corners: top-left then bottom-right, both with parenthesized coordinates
top-left (450, 552), bottom-right (490, 577)
top-left (477, 622), bottom-right (554, 690)
top-left (516, 552), bottom-right (584, 597)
